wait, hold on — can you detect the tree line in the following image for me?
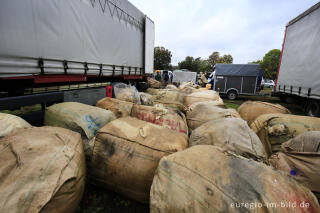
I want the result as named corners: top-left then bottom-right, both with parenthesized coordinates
top-left (154, 47), bottom-right (233, 73)
top-left (154, 46), bottom-right (281, 79)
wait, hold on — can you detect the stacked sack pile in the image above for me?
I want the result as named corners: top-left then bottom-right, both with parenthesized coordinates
top-left (144, 81), bottom-right (319, 212)
top-left (94, 83), bottom-right (189, 203)
top-left (148, 86), bottom-right (319, 213)
top-left (243, 101), bottom-right (320, 202)
top-left (1, 80), bottom-right (320, 212)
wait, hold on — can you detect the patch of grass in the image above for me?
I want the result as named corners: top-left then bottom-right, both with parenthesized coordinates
top-left (224, 102), bottom-right (240, 110)
top-left (0, 104), bottom-right (42, 116)
top-left (223, 98), bottom-right (244, 110)
top-left (222, 91), bottom-right (304, 116)
top-left (260, 87), bottom-right (273, 95)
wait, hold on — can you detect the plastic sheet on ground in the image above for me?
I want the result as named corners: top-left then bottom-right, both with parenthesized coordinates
top-left (113, 83), bottom-right (141, 104)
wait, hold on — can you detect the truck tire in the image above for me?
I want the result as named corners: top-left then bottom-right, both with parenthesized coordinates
top-left (280, 95), bottom-right (286, 102)
top-left (227, 90), bottom-right (238, 100)
top-left (305, 100), bottom-right (320, 117)
top-left (279, 95), bottom-right (297, 104)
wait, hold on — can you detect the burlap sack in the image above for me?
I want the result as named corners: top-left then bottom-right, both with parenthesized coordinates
top-left (96, 97), bottom-right (134, 118)
top-left (0, 113), bottom-right (31, 137)
top-left (45, 102), bottom-right (116, 156)
top-left (165, 84), bottom-right (178, 90)
top-left (131, 104), bottom-right (188, 134)
top-left (178, 82), bottom-right (199, 89)
top-left (146, 88), bottom-right (161, 95)
top-left (139, 92), bottom-right (153, 106)
top-left (238, 101), bottom-right (291, 125)
top-left (269, 131), bottom-right (320, 194)
top-left (189, 118), bottom-right (267, 161)
top-left (184, 90), bottom-right (224, 107)
top-left (91, 117), bottom-right (188, 203)
top-left (147, 77), bottom-right (162, 89)
top-left (0, 126), bottom-right (85, 213)
top-left (186, 104), bottom-right (240, 130)
top-left (250, 114), bottom-right (320, 157)
top-left (179, 86), bottom-right (197, 94)
top-left (150, 145), bottom-right (320, 213)
top-left (115, 87), bottom-right (141, 104)
top-left (150, 90), bottom-right (185, 112)
top-left (186, 100), bottom-right (226, 111)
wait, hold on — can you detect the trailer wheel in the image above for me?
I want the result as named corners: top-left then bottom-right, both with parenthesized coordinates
top-left (227, 90), bottom-right (238, 100)
top-left (280, 95), bottom-right (286, 102)
top-left (306, 101), bottom-right (320, 117)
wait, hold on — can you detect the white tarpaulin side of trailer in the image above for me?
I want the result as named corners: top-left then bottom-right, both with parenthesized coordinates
top-left (277, 5), bottom-right (320, 99)
top-left (144, 17), bottom-right (155, 74)
top-left (0, 0), bottom-right (146, 77)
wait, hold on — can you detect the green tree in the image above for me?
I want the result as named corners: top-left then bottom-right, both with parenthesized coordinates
top-left (217, 54), bottom-right (233, 64)
top-left (248, 60), bottom-right (262, 64)
top-left (208, 51), bottom-right (220, 68)
top-left (178, 56), bottom-right (203, 73)
top-left (260, 49), bottom-right (281, 79)
top-left (154, 46), bottom-right (172, 70)
top-left (171, 65), bottom-right (179, 70)
top-left (199, 59), bottom-right (211, 73)
top-left (208, 51), bottom-right (233, 68)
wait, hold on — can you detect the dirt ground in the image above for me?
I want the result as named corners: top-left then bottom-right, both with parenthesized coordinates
top-left (77, 183), bottom-right (149, 213)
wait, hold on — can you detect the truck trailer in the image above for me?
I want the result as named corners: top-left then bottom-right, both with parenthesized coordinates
top-left (275, 2), bottom-right (320, 116)
top-left (0, 0), bottom-right (154, 110)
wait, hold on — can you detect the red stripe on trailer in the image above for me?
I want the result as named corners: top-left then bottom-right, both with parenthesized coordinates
top-left (3, 74), bottom-right (87, 83)
top-left (123, 75), bottom-right (143, 79)
top-left (275, 27), bottom-right (287, 92)
top-left (34, 75), bottom-right (87, 84)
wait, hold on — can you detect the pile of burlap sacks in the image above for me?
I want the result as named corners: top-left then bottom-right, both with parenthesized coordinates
top-left (1, 80), bottom-right (320, 213)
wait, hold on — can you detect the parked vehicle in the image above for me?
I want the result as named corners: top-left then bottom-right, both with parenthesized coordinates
top-left (172, 70), bottom-right (197, 84)
top-left (0, 0), bottom-right (154, 110)
top-left (260, 77), bottom-right (265, 90)
top-left (213, 64), bottom-right (263, 100)
top-left (274, 2), bottom-right (320, 116)
top-left (264, 80), bottom-right (275, 88)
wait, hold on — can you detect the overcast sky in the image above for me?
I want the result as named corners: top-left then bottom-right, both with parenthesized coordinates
top-left (129, 0), bottom-right (319, 65)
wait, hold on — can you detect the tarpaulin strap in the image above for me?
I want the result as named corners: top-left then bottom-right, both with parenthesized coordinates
top-left (84, 62), bottom-right (88, 75)
top-left (99, 64), bottom-right (103, 76)
top-left (112, 65), bottom-right (115, 76)
top-left (63, 60), bottom-right (68, 74)
top-left (38, 58), bottom-right (44, 74)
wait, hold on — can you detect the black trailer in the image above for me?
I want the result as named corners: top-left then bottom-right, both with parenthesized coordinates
top-left (213, 64), bottom-right (262, 100)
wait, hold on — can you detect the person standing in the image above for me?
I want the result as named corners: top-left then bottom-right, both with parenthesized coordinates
top-left (163, 71), bottom-right (169, 86)
top-left (155, 71), bottom-right (161, 81)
